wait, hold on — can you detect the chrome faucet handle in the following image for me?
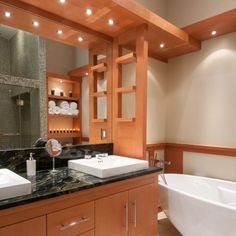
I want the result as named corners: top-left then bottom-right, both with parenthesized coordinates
top-left (84, 155), bottom-right (92, 159)
top-left (156, 160), bottom-right (172, 166)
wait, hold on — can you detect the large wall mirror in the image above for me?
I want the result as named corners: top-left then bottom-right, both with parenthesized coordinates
top-left (0, 23), bottom-right (109, 150)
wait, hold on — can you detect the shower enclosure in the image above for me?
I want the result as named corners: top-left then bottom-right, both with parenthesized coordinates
top-left (0, 84), bottom-right (40, 150)
top-left (0, 24), bottom-right (42, 150)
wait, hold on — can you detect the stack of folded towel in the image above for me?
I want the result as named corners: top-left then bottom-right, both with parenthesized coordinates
top-left (48, 100), bottom-right (79, 116)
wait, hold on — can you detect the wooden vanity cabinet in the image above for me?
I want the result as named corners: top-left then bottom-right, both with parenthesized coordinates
top-left (0, 173), bottom-right (158, 236)
top-left (95, 183), bottom-right (158, 236)
top-left (0, 216), bottom-right (46, 236)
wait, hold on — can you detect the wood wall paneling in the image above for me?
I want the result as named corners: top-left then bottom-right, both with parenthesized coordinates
top-left (89, 43), bottom-right (112, 144)
top-left (113, 25), bottom-right (148, 159)
top-left (147, 143), bottom-right (236, 174)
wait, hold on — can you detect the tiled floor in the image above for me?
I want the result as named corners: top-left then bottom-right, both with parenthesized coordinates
top-left (158, 212), bottom-right (182, 236)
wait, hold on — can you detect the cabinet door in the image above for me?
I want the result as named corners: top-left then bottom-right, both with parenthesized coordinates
top-left (95, 191), bottom-right (128, 236)
top-left (129, 183), bottom-right (158, 236)
top-left (0, 216), bottom-right (46, 236)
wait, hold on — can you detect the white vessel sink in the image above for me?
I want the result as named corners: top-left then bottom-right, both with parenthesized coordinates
top-left (68, 155), bottom-right (149, 178)
top-left (0, 169), bottom-right (31, 200)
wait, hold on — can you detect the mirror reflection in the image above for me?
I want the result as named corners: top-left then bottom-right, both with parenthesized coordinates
top-left (0, 23), bottom-right (96, 150)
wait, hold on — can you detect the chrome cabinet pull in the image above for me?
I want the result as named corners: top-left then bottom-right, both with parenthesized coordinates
top-left (124, 203), bottom-right (129, 233)
top-left (132, 201), bottom-right (137, 228)
top-left (60, 217), bottom-right (90, 231)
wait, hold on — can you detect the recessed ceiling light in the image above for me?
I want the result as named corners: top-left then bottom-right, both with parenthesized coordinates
top-left (59, 0), bottom-right (66, 4)
top-left (78, 36), bottom-right (83, 42)
top-left (211, 30), bottom-right (217, 36)
top-left (85, 72), bottom-right (89, 76)
top-left (108, 18), bottom-right (114, 26)
top-left (160, 43), bottom-right (165, 48)
top-left (32, 21), bottom-right (39, 27)
top-left (57, 29), bottom-right (63, 35)
top-left (85, 8), bottom-right (93, 16)
top-left (4, 11), bottom-right (11, 18)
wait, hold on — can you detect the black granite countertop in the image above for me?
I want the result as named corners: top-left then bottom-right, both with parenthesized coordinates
top-left (0, 166), bottom-right (162, 211)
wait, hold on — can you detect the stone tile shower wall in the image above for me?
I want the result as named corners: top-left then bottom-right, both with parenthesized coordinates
top-left (0, 36), bottom-right (11, 75)
top-left (10, 31), bottom-right (40, 80)
top-left (0, 29), bottom-right (47, 150)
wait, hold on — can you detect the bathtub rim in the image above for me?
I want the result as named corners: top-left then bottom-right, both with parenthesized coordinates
top-left (158, 173), bottom-right (236, 211)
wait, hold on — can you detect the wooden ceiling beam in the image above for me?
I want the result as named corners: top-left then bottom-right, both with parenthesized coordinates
top-left (112, 0), bottom-right (191, 43)
top-left (0, 0), bottom-right (113, 43)
top-left (182, 9), bottom-right (236, 41)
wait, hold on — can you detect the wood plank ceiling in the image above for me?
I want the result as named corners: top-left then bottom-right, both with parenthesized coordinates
top-left (0, 0), bottom-right (235, 62)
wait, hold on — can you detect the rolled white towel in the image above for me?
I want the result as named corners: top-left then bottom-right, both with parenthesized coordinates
top-left (48, 100), bottom-right (56, 108)
top-left (52, 106), bottom-right (61, 115)
top-left (67, 107), bottom-right (73, 115)
top-left (70, 102), bottom-right (78, 109)
top-left (48, 107), bottom-right (54, 114)
top-left (60, 108), bottom-right (68, 115)
top-left (72, 109), bottom-right (79, 116)
top-left (57, 101), bottom-right (69, 109)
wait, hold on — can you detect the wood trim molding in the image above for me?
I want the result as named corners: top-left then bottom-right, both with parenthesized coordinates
top-left (146, 142), bottom-right (236, 173)
top-left (147, 142), bottom-right (236, 157)
top-left (166, 143), bottom-right (236, 157)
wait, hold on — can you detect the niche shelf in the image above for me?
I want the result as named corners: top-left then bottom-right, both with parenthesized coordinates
top-left (90, 63), bottom-right (107, 73)
top-left (48, 132), bottom-right (81, 139)
top-left (116, 52), bottom-right (136, 64)
top-left (92, 118), bottom-right (107, 123)
top-left (48, 95), bottom-right (79, 101)
top-left (116, 86), bottom-right (136, 93)
top-left (48, 114), bottom-right (79, 118)
top-left (93, 91), bottom-right (107, 97)
top-left (116, 118), bottom-right (136, 122)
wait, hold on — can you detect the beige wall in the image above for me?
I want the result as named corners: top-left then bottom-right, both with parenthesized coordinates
top-left (136, 0), bottom-right (167, 18)
top-left (184, 152), bottom-right (236, 181)
top-left (45, 39), bottom-right (76, 75)
top-left (166, 32), bottom-right (236, 180)
top-left (147, 58), bottom-right (167, 144)
top-left (166, 32), bottom-right (236, 147)
top-left (167, 0), bottom-right (236, 27)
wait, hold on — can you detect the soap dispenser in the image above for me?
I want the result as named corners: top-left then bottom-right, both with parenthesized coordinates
top-left (27, 153), bottom-right (36, 176)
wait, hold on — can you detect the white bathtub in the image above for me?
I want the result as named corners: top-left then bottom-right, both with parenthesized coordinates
top-left (158, 174), bottom-right (236, 236)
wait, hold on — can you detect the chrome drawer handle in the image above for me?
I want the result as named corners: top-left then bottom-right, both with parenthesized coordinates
top-left (132, 201), bottom-right (137, 228)
top-left (124, 203), bottom-right (129, 233)
top-left (60, 217), bottom-right (90, 231)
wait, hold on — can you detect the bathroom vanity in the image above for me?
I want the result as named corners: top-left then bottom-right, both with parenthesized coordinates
top-left (0, 167), bottom-right (160, 236)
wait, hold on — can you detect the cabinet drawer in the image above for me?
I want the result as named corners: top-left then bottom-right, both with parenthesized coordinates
top-left (47, 201), bottom-right (94, 236)
top-left (80, 230), bottom-right (94, 236)
top-left (0, 216), bottom-right (46, 236)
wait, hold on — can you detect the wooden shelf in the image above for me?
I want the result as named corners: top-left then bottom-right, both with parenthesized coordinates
top-left (92, 118), bottom-right (107, 123)
top-left (116, 52), bottom-right (136, 64)
top-left (116, 86), bottom-right (136, 93)
top-left (93, 91), bottom-right (107, 97)
top-left (48, 132), bottom-right (81, 139)
top-left (116, 118), bottom-right (136, 122)
top-left (91, 63), bottom-right (107, 73)
top-left (48, 95), bottom-right (79, 101)
top-left (48, 114), bottom-right (79, 118)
